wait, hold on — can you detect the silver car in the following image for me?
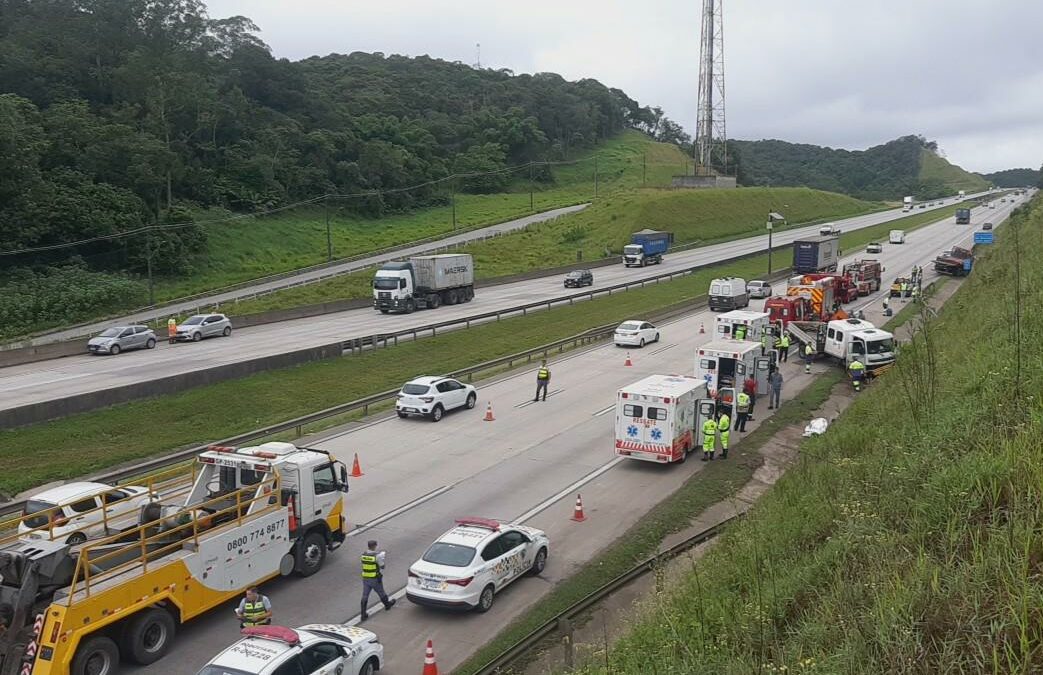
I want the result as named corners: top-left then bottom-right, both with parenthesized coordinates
top-left (746, 280), bottom-right (773, 298)
top-left (87, 325), bottom-right (157, 355)
top-left (175, 314), bottom-right (232, 342)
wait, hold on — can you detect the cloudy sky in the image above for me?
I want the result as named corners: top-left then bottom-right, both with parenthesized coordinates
top-left (206, 0), bottom-right (1043, 174)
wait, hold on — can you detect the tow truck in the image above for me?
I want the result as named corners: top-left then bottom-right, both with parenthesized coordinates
top-left (0, 442), bottom-right (349, 675)
top-left (785, 318), bottom-right (896, 372)
top-left (841, 260), bottom-right (884, 296)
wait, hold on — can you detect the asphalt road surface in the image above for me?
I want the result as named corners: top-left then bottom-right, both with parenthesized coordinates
top-left (126, 197), bottom-right (1009, 674)
top-left (3, 195), bottom-right (1007, 416)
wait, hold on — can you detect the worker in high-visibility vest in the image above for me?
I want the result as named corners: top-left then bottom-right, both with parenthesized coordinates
top-left (701, 417), bottom-right (717, 461)
top-left (717, 412), bottom-right (731, 459)
top-left (734, 324), bottom-right (747, 340)
top-left (167, 317), bottom-right (177, 344)
top-left (235, 587), bottom-right (272, 627)
top-left (778, 333), bottom-right (790, 363)
top-left (360, 539), bottom-right (396, 621)
top-left (804, 342), bottom-right (814, 374)
top-left (848, 358), bottom-right (866, 392)
top-left (534, 360), bottom-right (551, 402)
top-left (759, 330), bottom-right (768, 356)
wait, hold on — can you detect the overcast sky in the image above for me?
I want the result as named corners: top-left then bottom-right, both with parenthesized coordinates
top-left (206, 0), bottom-right (1043, 174)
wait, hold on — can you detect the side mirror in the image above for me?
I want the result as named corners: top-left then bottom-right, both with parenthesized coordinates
top-left (339, 464), bottom-right (349, 492)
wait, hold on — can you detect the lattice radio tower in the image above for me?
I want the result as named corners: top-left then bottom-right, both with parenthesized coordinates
top-left (695, 0), bottom-right (727, 175)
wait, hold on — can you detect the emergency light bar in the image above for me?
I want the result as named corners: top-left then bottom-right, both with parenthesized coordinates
top-left (241, 625), bottom-right (300, 646)
top-left (455, 517), bottom-right (501, 531)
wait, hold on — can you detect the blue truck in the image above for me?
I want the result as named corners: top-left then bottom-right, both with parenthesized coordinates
top-left (623, 229), bottom-right (673, 267)
top-left (792, 235), bottom-right (840, 274)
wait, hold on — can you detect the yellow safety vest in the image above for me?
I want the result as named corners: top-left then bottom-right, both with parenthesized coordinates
top-left (702, 419), bottom-right (717, 437)
top-left (717, 414), bottom-right (730, 432)
top-left (361, 553), bottom-right (381, 579)
top-left (537, 367), bottom-right (550, 380)
top-left (780, 335), bottom-right (790, 348)
top-left (737, 393), bottom-right (750, 412)
top-left (805, 344), bottom-right (814, 356)
top-left (849, 361), bottom-right (865, 374)
top-left (241, 600), bottom-right (269, 626)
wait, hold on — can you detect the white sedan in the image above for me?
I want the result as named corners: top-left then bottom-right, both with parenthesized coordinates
top-left (613, 320), bottom-right (660, 348)
top-left (406, 517), bottom-right (549, 612)
top-left (19, 482), bottom-right (153, 545)
top-left (196, 624), bottom-right (383, 675)
top-left (865, 242), bottom-right (883, 254)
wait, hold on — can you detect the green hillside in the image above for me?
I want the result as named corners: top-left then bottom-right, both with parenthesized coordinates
top-left (919, 148), bottom-right (990, 193)
top-left (577, 195), bottom-right (1043, 674)
top-left (981, 167), bottom-right (1041, 188)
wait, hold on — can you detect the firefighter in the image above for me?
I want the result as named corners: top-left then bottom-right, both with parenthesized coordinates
top-left (804, 342), bottom-right (814, 374)
top-left (534, 360), bottom-right (550, 402)
top-left (717, 411), bottom-right (730, 459)
top-left (167, 317), bottom-right (177, 344)
top-left (701, 416), bottom-right (717, 461)
top-left (736, 390), bottom-right (751, 431)
top-left (235, 587), bottom-right (272, 627)
top-left (360, 540), bottom-right (396, 621)
top-left (848, 358), bottom-right (866, 392)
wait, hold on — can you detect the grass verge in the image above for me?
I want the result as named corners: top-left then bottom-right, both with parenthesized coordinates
top-left (0, 202), bottom-right (962, 497)
top-left (571, 196), bottom-right (1043, 673)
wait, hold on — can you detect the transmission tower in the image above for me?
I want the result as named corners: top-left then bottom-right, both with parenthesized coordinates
top-left (474, 42), bottom-right (481, 69)
top-left (695, 0), bottom-right (727, 175)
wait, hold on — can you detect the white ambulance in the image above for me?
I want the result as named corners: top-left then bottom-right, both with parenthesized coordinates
top-left (714, 310), bottom-right (772, 342)
top-left (614, 375), bottom-right (716, 464)
top-left (695, 339), bottom-right (772, 396)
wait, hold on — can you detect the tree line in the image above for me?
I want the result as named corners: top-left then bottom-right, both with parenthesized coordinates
top-left (980, 167), bottom-right (1041, 188)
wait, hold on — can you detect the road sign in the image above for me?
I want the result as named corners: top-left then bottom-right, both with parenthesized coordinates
top-left (974, 231), bottom-right (994, 244)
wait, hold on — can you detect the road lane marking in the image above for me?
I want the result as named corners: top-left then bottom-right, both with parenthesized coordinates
top-left (347, 483), bottom-right (455, 537)
top-left (592, 404), bottom-right (615, 417)
top-left (515, 388), bottom-right (563, 408)
top-left (513, 457), bottom-right (626, 524)
top-left (649, 343), bottom-right (676, 355)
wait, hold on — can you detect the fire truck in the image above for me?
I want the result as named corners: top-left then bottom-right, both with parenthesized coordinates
top-left (0, 443), bottom-right (349, 675)
top-left (841, 260), bottom-right (884, 296)
top-left (792, 273), bottom-right (859, 303)
top-left (765, 275), bottom-right (837, 327)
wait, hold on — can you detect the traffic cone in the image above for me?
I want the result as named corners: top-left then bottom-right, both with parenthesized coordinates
top-left (699, 322), bottom-right (705, 334)
top-left (422, 639), bottom-right (439, 675)
top-left (484, 402), bottom-right (495, 421)
top-left (571, 494), bottom-right (587, 522)
top-left (350, 453), bottom-right (364, 478)
top-left (624, 352), bottom-right (633, 367)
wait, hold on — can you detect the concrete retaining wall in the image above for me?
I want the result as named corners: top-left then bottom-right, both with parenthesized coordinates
top-left (0, 341), bottom-right (344, 429)
top-left (0, 340), bottom-right (86, 368)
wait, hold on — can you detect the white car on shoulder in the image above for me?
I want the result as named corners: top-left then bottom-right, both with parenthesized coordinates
top-left (396, 376), bottom-right (477, 422)
top-left (407, 517), bottom-right (549, 612)
top-left (196, 624), bottom-right (383, 675)
top-left (19, 481), bottom-right (154, 545)
top-left (613, 320), bottom-right (659, 348)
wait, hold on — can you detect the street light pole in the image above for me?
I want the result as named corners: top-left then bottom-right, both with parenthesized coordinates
top-left (767, 217), bottom-right (773, 275)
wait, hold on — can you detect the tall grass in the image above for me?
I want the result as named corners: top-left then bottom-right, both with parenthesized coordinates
top-left (574, 197), bottom-right (1043, 674)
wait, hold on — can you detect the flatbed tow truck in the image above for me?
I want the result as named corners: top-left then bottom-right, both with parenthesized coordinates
top-left (0, 443), bottom-right (349, 675)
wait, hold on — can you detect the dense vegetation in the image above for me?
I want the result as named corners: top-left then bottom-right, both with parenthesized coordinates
top-left (579, 195), bottom-right (1043, 673)
top-left (730, 134), bottom-right (989, 200)
top-left (981, 166), bottom-right (1041, 188)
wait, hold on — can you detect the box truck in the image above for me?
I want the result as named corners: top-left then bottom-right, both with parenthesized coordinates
top-left (614, 375), bottom-right (716, 464)
top-left (902, 196), bottom-right (914, 211)
top-left (955, 208), bottom-right (971, 224)
top-left (792, 236), bottom-right (840, 274)
top-left (623, 229), bottom-right (673, 267)
top-left (373, 253), bottom-right (474, 313)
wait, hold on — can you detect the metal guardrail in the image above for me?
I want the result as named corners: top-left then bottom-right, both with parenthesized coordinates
top-left (471, 513), bottom-right (744, 675)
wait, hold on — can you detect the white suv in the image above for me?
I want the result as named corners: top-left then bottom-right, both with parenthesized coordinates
top-left (407, 517), bottom-right (549, 612)
top-left (19, 482), bottom-right (153, 545)
top-left (196, 624), bottom-right (383, 675)
top-left (396, 376), bottom-right (477, 422)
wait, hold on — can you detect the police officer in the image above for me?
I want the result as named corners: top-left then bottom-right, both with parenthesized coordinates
top-left (804, 342), bottom-right (814, 374)
top-left (736, 390), bottom-right (751, 432)
top-left (534, 360), bottom-right (550, 402)
top-left (778, 333), bottom-right (790, 362)
top-left (235, 587), bottom-right (272, 628)
top-left (360, 540), bottom-right (396, 621)
top-left (701, 416), bottom-right (717, 461)
top-left (167, 317), bottom-right (177, 344)
top-left (848, 358), bottom-right (866, 392)
top-left (717, 411), bottom-right (730, 459)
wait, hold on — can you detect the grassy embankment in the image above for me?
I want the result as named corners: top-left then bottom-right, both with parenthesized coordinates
top-left (220, 187), bottom-right (879, 315)
top-left (567, 197), bottom-right (1043, 673)
top-left (0, 203), bottom-right (958, 498)
top-left (919, 148), bottom-right (991, 193)
top-left (155, 131), bottom-right (689, 300)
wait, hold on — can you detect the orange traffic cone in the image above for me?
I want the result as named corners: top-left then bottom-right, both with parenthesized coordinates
top-left (422, 639), bottom-right (439, 675)
top-left (699, 322), bottom-right (705, 334)
top-left (350, 453), bottom-right (364, 478)
top-left (484, 402), bottom-right (495, 422)
top-left (571, 494), bottom-right (587, 522)
top-left (624, 352), bottom-right (633, 367)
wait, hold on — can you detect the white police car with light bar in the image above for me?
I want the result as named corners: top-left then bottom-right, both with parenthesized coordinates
top-left (195, 624), bottom-right (383, 675)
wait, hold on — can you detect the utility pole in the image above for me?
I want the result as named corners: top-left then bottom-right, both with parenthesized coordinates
top-left (324, 195), bottom-right (332, 262)
top-left (145, 229), bottom-right (155, 306)
top-left (766, 216), bottom-right (773, 275)
top-left (594, 154), bottom-right (599, 199)
top-left (643, 153), bottom-right (647, 185)
top-left (451, 183), bottom-right (457, 230)
top-left (529, 161), bottom-right (535, 212)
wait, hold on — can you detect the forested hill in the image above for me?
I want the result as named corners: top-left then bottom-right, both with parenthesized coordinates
top-left (0, 0), bottom-right (666, 272)
top-left (729, 135), bottom-right (989, 200)
top-left (981, 167), bottom-right (1041, 188)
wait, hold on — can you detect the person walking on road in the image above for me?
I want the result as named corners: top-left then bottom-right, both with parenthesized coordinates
top-left (768, 369), bottom-right (784, 409)
top-left (803, 342), bottom-right (814, 374)
top-left (717, 411), bottom-right (731, 459)
top-left (701, 416), bottom-right (717, 461)
top-left (360, 540), bottom-right (396, 621)
top-left (236, 587), bottom-right (272, 628)
top-left (534, 360), bottom-right (551, 402)
top-left (167, 317), bottom-right (177, 344)
top-left (736, 391), bottom-right (751, 432)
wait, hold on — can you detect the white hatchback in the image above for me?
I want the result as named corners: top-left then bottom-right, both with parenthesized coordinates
top-left (613, 321), bottom-right (659, 348)
top-left (396, 376), bottom-right (477, 422)
top-left (406, 518), bottom-right (549, 612)
top-left (19, 482), bottom-right (153, 545)
top-left (196, 624), bottom-right (383, 675)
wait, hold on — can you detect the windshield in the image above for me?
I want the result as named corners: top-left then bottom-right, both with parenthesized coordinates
top-left (195, 667), bottom-right (253, 675)
top-left (98, 328), bottom-right (121, 338)
top-left (623, 245), bottom-right (642, 255)
top-left (402, 383), bottom-right (430, 395)
top-left (422, 542), bottom-right (476, 567)
top-left (618, 322), bottom-right (641, 331)
top-left (22, 500), bottom-right (58, 528)
top-left (566, 272), bottom-right (583, 279)
top-left (182, 316), bottom-right (204, 325)
top-left (867, 338), bottom-right (895, 355)
top-left (373, 277), bottom-right (399, 290)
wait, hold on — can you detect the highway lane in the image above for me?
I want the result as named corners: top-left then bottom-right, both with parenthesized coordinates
top-left (2, 196), bottom-right (997, 415)
top-left (128, 199), bottom-right (1011, 674)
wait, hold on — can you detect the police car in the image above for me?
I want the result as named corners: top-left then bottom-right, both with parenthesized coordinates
top-left (406, 517), bottom-right (549, 612)
top-left (195, 624), bottom-right (383, 675)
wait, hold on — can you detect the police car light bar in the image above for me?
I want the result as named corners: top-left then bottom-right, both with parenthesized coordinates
top-left (455, 517), bottom-right (501, 531)
top-left (241, 625), bottom-right (300, 646)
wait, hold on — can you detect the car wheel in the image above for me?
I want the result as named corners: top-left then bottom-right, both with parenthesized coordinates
top-left (654, 333), bottom-right (660, 343)
top-left (121, 607), bottom-right (176, 665)
top-left (359, 658), bottom-right (378, 675)
top-left (296, 530), bottom-right (327, 577)
top-left (145, 338), bottom-right (156, 349)
top-left (222, 326), bottom-right (231, 337)
top-left (466, 393), bottom-right (477, 409)
top-left (192, 332), bottom-right (202, 342)
top-left (639, 339), bottom-right (645, 348)
top-left (476, 585), bottom-right (495, 613)
top-left (66, 532), bottom-right (87, 545)
top-left (529, 547), bottom-right (547, 575)
top-left (71, 635), bottom-right (119, 675)
top-left (109, 344), bottom-right (121, 355)
top-left (397, 411), bottom-right (408, 419)
top-left (430, 405), bottom-right (444, 422)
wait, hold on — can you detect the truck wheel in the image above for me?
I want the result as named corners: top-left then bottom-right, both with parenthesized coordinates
top-left (122, 607), bottom-right (176, 665)
top-left (380, 309), bottom-right (390, 315)
top-left (296, 530), bottom-right (327, 577)
top-left (71, 635), bottom-right (119, 675)
top-left (464, 287), bottom-right (474, 302)
top-left (429, 293), bottom-right (441, 309)
top-left (446, 289), bottom-right (459, 305)
top-left (405, 299), bottom-right (415, 314)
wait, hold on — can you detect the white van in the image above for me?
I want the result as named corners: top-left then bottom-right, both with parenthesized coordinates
top-left (889, 230), bottom-right (905, 244)
top-left (708, 277), bottom-right (750, 311)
